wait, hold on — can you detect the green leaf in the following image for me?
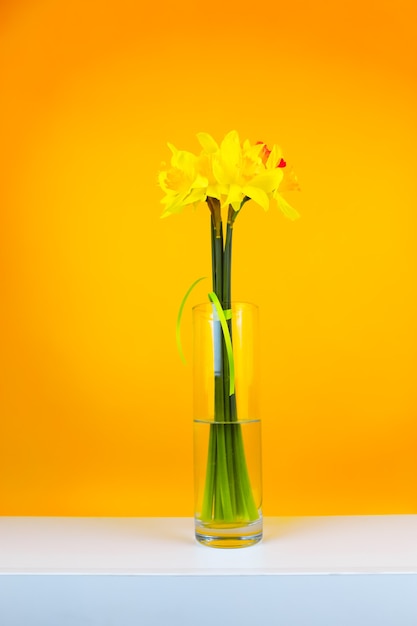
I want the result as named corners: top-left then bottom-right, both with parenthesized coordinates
top-left (176, 276), bottom-right (207, 364)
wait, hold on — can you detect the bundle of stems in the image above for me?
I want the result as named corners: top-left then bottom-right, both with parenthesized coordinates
top-left (200, 198), bottom-right (259, 524)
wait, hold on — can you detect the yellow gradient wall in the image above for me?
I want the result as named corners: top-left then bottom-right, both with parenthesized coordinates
top-left (1, 0), bottom-right (416, 515)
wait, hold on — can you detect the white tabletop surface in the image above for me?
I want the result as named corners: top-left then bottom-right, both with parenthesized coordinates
top-left (1, 515), bottom-right (416, 576)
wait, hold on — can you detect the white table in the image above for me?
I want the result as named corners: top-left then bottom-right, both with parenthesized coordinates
top-left (1, 516), bottom-right (416, 625)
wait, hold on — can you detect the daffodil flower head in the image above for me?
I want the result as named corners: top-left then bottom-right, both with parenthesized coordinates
top-left (255, 140), bottom-right (300, 219)
top-left (159, 143), bottom-right (208, 217)
top-left (207, 131), bottom-right (268, 211)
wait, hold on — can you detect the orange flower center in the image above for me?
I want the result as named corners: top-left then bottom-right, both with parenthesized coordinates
top-left (256, 142), bottom-right (286, 168)
top-left (256, 141), bottom-right (271, 165)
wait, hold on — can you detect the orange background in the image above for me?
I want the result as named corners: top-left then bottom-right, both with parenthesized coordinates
top-left (1, 0), bottom-right (416, 516)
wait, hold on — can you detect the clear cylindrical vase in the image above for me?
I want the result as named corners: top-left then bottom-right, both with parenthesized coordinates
top-left (193, 302), bottom-right (262, 548)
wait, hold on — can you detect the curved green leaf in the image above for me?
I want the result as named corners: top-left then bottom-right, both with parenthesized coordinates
top-left (176, 276), bottom-right (207, 364)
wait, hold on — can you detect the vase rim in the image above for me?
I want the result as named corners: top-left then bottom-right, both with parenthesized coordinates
top-left (192, 300), bottom-right (258, 313)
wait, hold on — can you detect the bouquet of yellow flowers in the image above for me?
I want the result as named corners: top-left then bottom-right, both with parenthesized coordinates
top-left (160, 130), bottom-right (299, 219)
top-left (159, 130), bottom-right (299, 544)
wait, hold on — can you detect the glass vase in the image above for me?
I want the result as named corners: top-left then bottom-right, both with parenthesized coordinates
top-left (193, 301), bottom-right (262, 548)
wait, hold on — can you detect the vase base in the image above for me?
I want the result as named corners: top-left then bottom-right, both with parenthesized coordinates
top-left (195, 517), bottom-right (262, 549)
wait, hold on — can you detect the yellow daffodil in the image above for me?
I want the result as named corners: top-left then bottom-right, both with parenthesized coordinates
top-left (208, 130), bottom-right (273, 211)
top-left (256, 140), bottom-right (300, 220)
top-left (159, 143), bottom-right (208, 217)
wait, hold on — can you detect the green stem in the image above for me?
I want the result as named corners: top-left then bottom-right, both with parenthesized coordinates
top-left (201, 425), bottom-right (216, 519)
top-left (232, 424), bottom-right (259, 520)
top-left (202, 200), bottom-right (234, 520)
top-left (200, 199), bottom-right (259, 525)
top-left (209, 203), bottom-right (225, 422)
top-left (224, 214), bottom-right (237, 423)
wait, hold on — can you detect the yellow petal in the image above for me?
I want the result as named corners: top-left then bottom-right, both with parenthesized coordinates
top-left (160, 196), bottom-right (184, 217)
top-left (224, 183), bottom-right (243, 207)
top-left (250, 169), bottom-right (284, 193)
top-left (160, 187), bottom-right (206, 218)
top-left (280, 166), bottom-right (301, 192)
top-left (158, 170), bottom-right (170, 194)
top-left (274, 193), bottom-right (300, 220)
top-left (242, 185), bottom-right (270, 210)
top-left (167, 142), bottom-right (178, 156)
top-left (206, 185), bottom-right (221, 200)
top-left (219, 130), bottom-right (242, 179)
top-left (193, 173), bottom-right (209, 188)
top-left (174, 150), bottom-right (197, 176)
top-left (266, 144), bottom-right (283, 169)
top-left (212, 155), bottom-right (229, 185)
top-left (196, 132), bottom-right (219, 154)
